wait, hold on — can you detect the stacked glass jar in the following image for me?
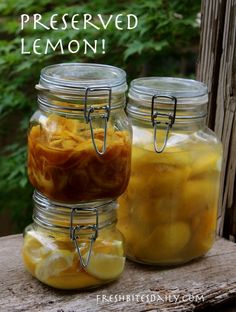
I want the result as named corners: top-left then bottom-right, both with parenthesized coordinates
top-left (22, 63), bottom-right (132, 289)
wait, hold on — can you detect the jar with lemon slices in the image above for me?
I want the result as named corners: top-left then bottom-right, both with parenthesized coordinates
top-left (27, 63), bottom-right (132, 203)
top-left (22, 192), bottom-right (125, 289)
top-left (23, 63), bottom-right (130, 289)
top-left (117, 77), bottom-right (222, 265)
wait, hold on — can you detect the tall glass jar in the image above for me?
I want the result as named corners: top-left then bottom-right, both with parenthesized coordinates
top-left (22, 191), bottom-right (125, 289)
top-left (117, 77), bottom-right (222, 265)
top-left (28, 63), bottom-right (132, 203)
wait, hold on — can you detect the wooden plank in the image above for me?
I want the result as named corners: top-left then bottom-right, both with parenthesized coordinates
top-left (0, 235), bottom-right (235, 312)
top-left (197, 0), bottom-right (227, 129)
top-left (197, 0), bottom-right (236, 239)
top-left (215, 0), bottom-right (236, 239)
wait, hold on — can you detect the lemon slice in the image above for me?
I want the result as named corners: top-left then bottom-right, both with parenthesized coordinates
top-left (24, 232), bottom-right (43, 262)
top-left (93, 238), bottom-right (124, 257)
top-left (23, 231), bottom-right (51, 264)
top-left (35, 250), bottom-right (74, 282)
top-left (46, 270), bottom-right (100, 289)
top-left (85, 253), bottom-right (125, 280)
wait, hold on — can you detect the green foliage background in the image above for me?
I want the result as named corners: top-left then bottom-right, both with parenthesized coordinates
top-left (0, 0), bottom-right (201, 234)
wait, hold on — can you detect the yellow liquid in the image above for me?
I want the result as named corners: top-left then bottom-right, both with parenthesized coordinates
top-left (117, 141), bottom-right (222, 265)
top-left (22, 227), bottom-right (125, 289)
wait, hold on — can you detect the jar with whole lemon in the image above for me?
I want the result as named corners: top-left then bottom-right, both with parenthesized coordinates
top-left (117, 77), bottom-right (222, 265)
top-left (22, 192), bottom-right (125, 289)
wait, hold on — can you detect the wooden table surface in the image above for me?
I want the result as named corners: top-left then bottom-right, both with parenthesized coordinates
top-left (0, 235), bottom-right (236, 312)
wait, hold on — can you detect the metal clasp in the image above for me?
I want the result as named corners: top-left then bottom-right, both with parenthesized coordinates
top-left (84, 87), bottom-right (112, 155)
top-left (151, 95), bottom-right (177, 153)
top-left (70, 207), bottom-right (98, 268)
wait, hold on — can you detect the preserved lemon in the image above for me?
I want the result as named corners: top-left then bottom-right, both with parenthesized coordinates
top-left (22, 228), bottom-right (125, 289)
top-left (133, 222), bottom-right (191, 264)
top-left (117, 140), bottom-right (222, 265)
top-left (28, 114), bottom-right (131, 202)
top-left (86, 252), bottom-right (125, 280)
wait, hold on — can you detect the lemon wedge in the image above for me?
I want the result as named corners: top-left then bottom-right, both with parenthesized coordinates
top-left (46, 270), bottom-right (100, 289)
top-left (35, 250), bottom-right (74, 282)
top-left (85, 252), bottom-right (125, 280)
top-left (23, 231), bottom-right (51, 264)
top-left (92, 238), bottom-right (124, 257)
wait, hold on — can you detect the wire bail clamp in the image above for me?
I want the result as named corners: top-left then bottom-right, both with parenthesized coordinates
top-left (70, 207), bottom-right (98, 268)
top-left (84, 87), bottom-right (112, 155)
top-left (151, 94), bottom-right (177, 153)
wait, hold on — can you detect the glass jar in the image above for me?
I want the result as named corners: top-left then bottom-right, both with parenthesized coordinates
top-left (22, 191), bottom-right (125, 289)
top-left (28, 63), bottom-right (132, 203)
top-left (117, 77), bottom-right (222, 265)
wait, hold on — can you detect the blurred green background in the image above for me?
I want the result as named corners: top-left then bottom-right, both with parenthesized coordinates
top-left (0, 0), bottom-right (201, 235)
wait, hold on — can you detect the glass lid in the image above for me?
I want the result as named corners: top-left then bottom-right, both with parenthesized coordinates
top-left (38, 63), bottom-right (127, 94)
top-left (129, 77), bottom-right (208, 99)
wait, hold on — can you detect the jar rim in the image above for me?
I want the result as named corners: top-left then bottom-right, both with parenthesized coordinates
top-left (39, 63), bottom-right (127, 94)
top-left (129, 77), bottom-right (208, 98)
top-left (127, 77), bottom-right (208, 122)
top-left (33, 191), bottom-right (117, 231)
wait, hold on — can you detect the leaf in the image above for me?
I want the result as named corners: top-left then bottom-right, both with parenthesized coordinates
top-left (124, 40), bottom-right (145, 60)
